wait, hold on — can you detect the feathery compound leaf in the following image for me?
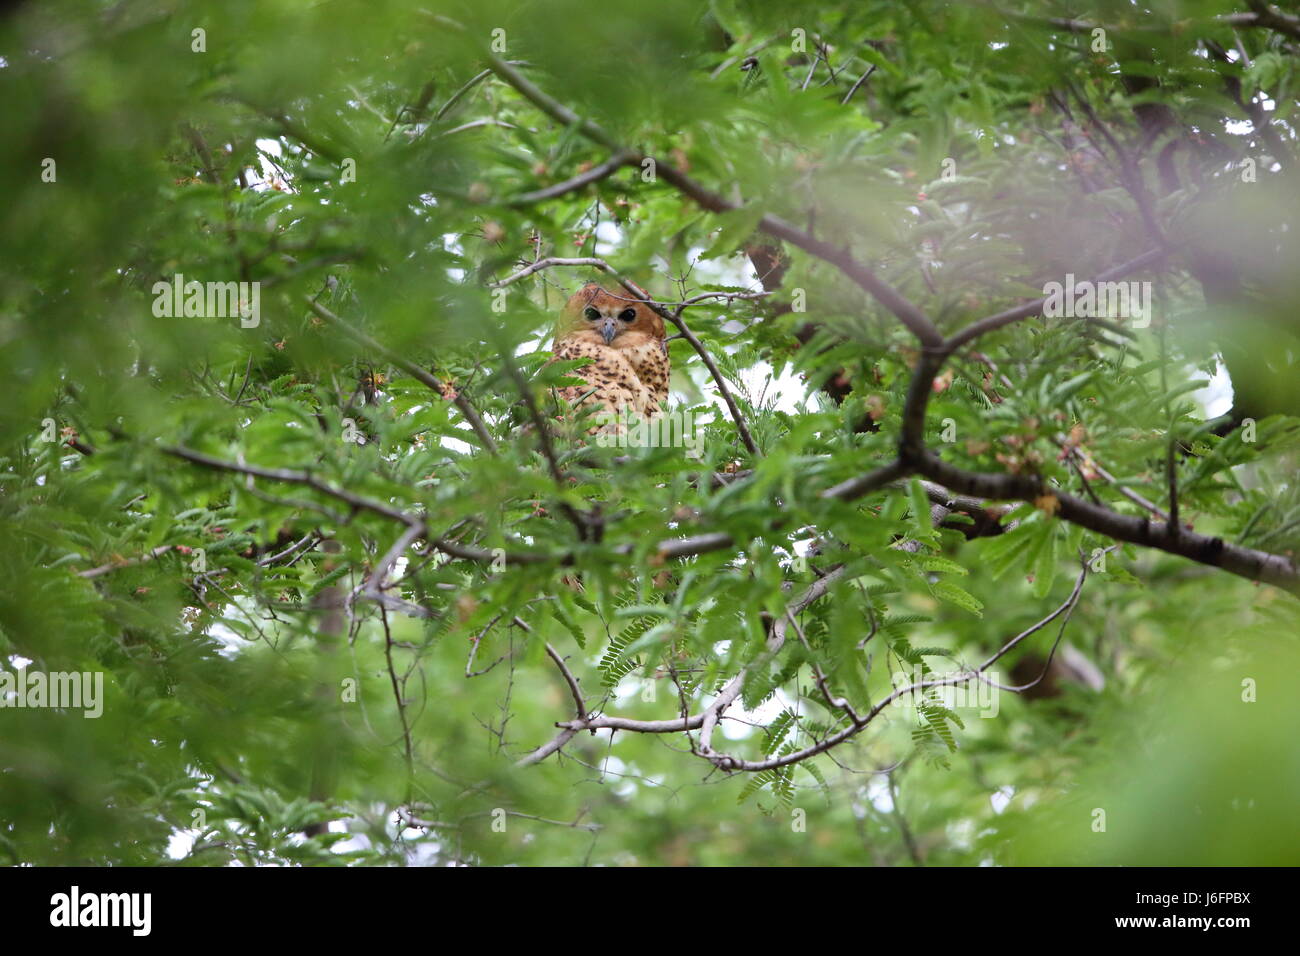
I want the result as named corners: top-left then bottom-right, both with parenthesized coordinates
top-left (931, 579), bottom-right (985, 617)
top-left (547, 602), bottom-right (586, 650)
top-left (763, 708), bottom-right (798, 756)
top-left (597, 625), bottom-right (645, 688)
top-left (977, 525), bottom-right (1035, 580)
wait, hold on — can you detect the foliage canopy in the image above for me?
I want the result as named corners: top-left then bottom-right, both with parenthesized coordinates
top-left (1, 0), bottom-right (1298, 866)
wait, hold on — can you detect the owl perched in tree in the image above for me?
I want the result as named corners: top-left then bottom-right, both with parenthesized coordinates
top-left (551, 280), bottom-right (669, 428)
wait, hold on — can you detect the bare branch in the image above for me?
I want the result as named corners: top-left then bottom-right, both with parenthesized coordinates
top-left (666, 309), bottom-right (760, 457)
top-left (944, 248), bottom-right (1168, 353)
top-left (820, 458), bottom-right (909, 502)
top-left (515, 728), bottom-right (579, 767)
top-left (507, 150), bottom-right (638, 206)
top-left (488, 256), bottom-right (619, 289)
top-left (840, 63), bottom-right (877, 104)
top-left (1237, 3), bottom-right (1300, 41)
top-left (77, 545), bottom-right (173, 580)
top-left (1056, 439), bottom-right (1169, 522)
top-left (697, 566), bottom-right (847, 762)
top-left (704, 562), bottom-right (1090, 773)
top-left (916, 451), bottom-right (1300, 595)
top-left (544, 641), bottom-right (588, 720)
top-left (787, 608), bottom-right (861, 723)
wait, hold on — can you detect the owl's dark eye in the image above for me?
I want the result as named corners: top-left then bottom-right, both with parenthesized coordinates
top-left (583, 307), bottom-right (601, 321)
top-left (618, 308), bottom-right (637, 322)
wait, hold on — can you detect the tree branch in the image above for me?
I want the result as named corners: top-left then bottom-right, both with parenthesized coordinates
top-left (697, 566), bottom-right (847, 762)
top-left (916, 451), bottom-right (1299, 594)
top-left (507, 150), bottom-right (639, 206)
top-left (481, 51), bottom-right (944, 348)
top-left (304, 297), bottom-right (498, 454)
top-left (944, 248), bottom-right (1169, 353)
top-left (77, 545), bottom-right (174, 579)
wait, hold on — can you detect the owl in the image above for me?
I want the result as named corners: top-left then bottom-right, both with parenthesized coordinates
top-left (550, 280), bottom-right (669, 429)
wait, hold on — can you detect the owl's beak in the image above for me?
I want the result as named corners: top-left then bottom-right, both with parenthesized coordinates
top-left (597, 316), bottom-right (618, 345)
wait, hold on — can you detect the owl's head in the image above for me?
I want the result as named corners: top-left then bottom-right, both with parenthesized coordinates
top-left (555, 280), bottom-right (665, 348)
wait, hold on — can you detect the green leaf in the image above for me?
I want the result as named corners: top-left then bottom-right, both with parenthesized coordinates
top-left (932, 579), bottom-right (984, 617)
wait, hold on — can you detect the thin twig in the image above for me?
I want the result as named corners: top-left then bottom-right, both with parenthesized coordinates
top-left (77, 545), bottom-right (173, 579)
top-left (508, 150), bottom-right (638, 206)
top-left (841, 63), bottom-right (877, 104)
